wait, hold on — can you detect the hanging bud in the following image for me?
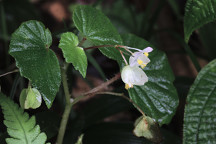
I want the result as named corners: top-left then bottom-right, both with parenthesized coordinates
top-left (133, 116), bottom-right (162, 143)
top-left (19, 87), bottom-right (42, 109)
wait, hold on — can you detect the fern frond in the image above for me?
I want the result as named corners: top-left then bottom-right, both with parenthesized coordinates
top-left (0, 93), bottom-right (49, 144)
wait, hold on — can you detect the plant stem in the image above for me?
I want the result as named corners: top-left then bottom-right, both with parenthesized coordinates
top-left (57, 72), bottom-right (121, 143)
top-left (71, 73), bottom-right (121, 106)
top-left (0, 69), bottom-right (19, 78)
top-left (56, 65), bottom-right (73, 144)
top-left (78, 37), bottom-right (87, 47)
top-left (83, 45), bottom-right (115, 51)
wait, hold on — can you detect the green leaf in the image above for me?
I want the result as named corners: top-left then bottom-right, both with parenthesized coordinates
top-left (122, 34), bottom-right (179, 125)
top-left (59, 32), bottom-right (87, 78)
top-left (73, 5), bottom-right (123, 61)
top-left (184, 0), bottom-right (216, 42)
top-left (0, 93), bottom-right (49, 144)
top-left (9, 20), bottom-right (61, 108)
top-left (183, 59), bottom-right (216, 143)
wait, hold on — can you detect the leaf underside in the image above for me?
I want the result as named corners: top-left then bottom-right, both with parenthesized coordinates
top-left (0, 93), bottom-right (48, 144)
top-left (184, 0), bottom-right (216, 42)
top-left (73, 5), bottom-right (123, 62)
top-left (183, 59), bottom-right (216, 144)
top-left (9, 20), bottom-right (61, 108)
top-left (122, 34), bottom-right (179, 125)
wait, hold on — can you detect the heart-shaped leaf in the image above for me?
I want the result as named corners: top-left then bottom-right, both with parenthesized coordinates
top-left (73, 5), bottom-right (123, 61)
top-left (9, 20), bottom-right (61, 108)
top-left (183, 59), bottom-right (216, 143)
top-left (184, 0), bottom-right (216, 42)
top-left (59, 32), bottom-right (87, 78)
top-left (121, 34), bottom-right (179, 125)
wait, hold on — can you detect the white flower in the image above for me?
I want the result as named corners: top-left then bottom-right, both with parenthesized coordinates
top-left (121, 65), bottom-right (148, 89)
top-left (129, 47), bottom-right (153, 69)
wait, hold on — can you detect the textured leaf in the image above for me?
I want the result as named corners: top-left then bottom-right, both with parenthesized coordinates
top-left (183, 60), bottom-right (216, 143)
top-left (122, 34), bottom-right (179, 125)
top-left (9, 20), bottom-right (61, 108)
top-left (184, 0), bottom-right (216, 42)
top-left (59, 32), bottom-right (87, 77)
top-left (0, 93), bottom-right (49, 144)
top-left (73, 5), bottom-right (123, 61)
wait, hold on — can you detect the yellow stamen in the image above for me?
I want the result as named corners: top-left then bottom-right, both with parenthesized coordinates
top-left (144, 52), bottom-right (149, 57)
top-left (125, 84), bottom-right (130, 90)
top-left (141, 64), bottom-right (147, 69)
top-left (137, 59), bottom-right (143, 65)
top-left (125, 84), bottom-right (133, 90)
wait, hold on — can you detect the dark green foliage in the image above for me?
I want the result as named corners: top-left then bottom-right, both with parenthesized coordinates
top-left (183, 59), bottom-right (216, 143)
top-left (9, 20), bottom-right (61, 108)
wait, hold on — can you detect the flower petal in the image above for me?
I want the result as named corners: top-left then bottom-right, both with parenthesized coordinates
top-left (142, 47), bottom-right (153, 53)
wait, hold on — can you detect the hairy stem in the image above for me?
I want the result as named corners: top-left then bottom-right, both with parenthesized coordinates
top-left (56, 64), bottom-right (73, 144)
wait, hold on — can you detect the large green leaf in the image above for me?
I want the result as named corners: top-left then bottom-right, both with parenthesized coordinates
top-left (122, 34), bottom-right (179, 125)
top-left (183, 59), bottom-right (216, 143)
top-left (184, 0), bottom-right (216, 42)
top-left (73, 5), bottom-right (123, 61)
top-left (59, 32), bottom-right (87, 77)
top-left (9, 20), bottom-right (61, 108)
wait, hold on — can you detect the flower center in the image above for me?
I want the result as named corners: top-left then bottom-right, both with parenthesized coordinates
top-left (125, 83), bottom-right (133, 90)
top-left (144, 52), bottom-right (149, 57)
top-left (137, 59), bottom-right (147, 69)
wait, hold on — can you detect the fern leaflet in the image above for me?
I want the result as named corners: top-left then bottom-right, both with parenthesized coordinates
top-left (0, 93), bottom-right (50, 144)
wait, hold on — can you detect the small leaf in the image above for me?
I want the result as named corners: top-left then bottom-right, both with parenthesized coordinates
top-left (0, 93), bottom-right (49, 144)
top-left (9, 20), bottom-right (61, 108)
top-left (184, 0), bottom-right (216, 42)
top-left (122, 34), bottom-right (179, 125)
top-left (19, 87), bottom-right (42, 109)
top-left (73, 5), bottom-right (123, 61)
top-left (59, 32), bottom-right (87, 78)
top-left (183, 59), bottom-right (216, 143)
top-left (133, 116), bottom-right (162, 143)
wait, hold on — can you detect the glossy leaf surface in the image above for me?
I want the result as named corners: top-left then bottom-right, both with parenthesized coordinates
top-left (59, 32), bottom-right (87, 77)
top-left (73, 5), bottom-right (123, 61)
top-left (183, 59), bottom-right (216, 143)
top-left (184, 0), bottom-right (216, 42)
top-left (9, 20), bottom-right (61, 108)
top-left (122, 34), bottom-right (178, 125)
